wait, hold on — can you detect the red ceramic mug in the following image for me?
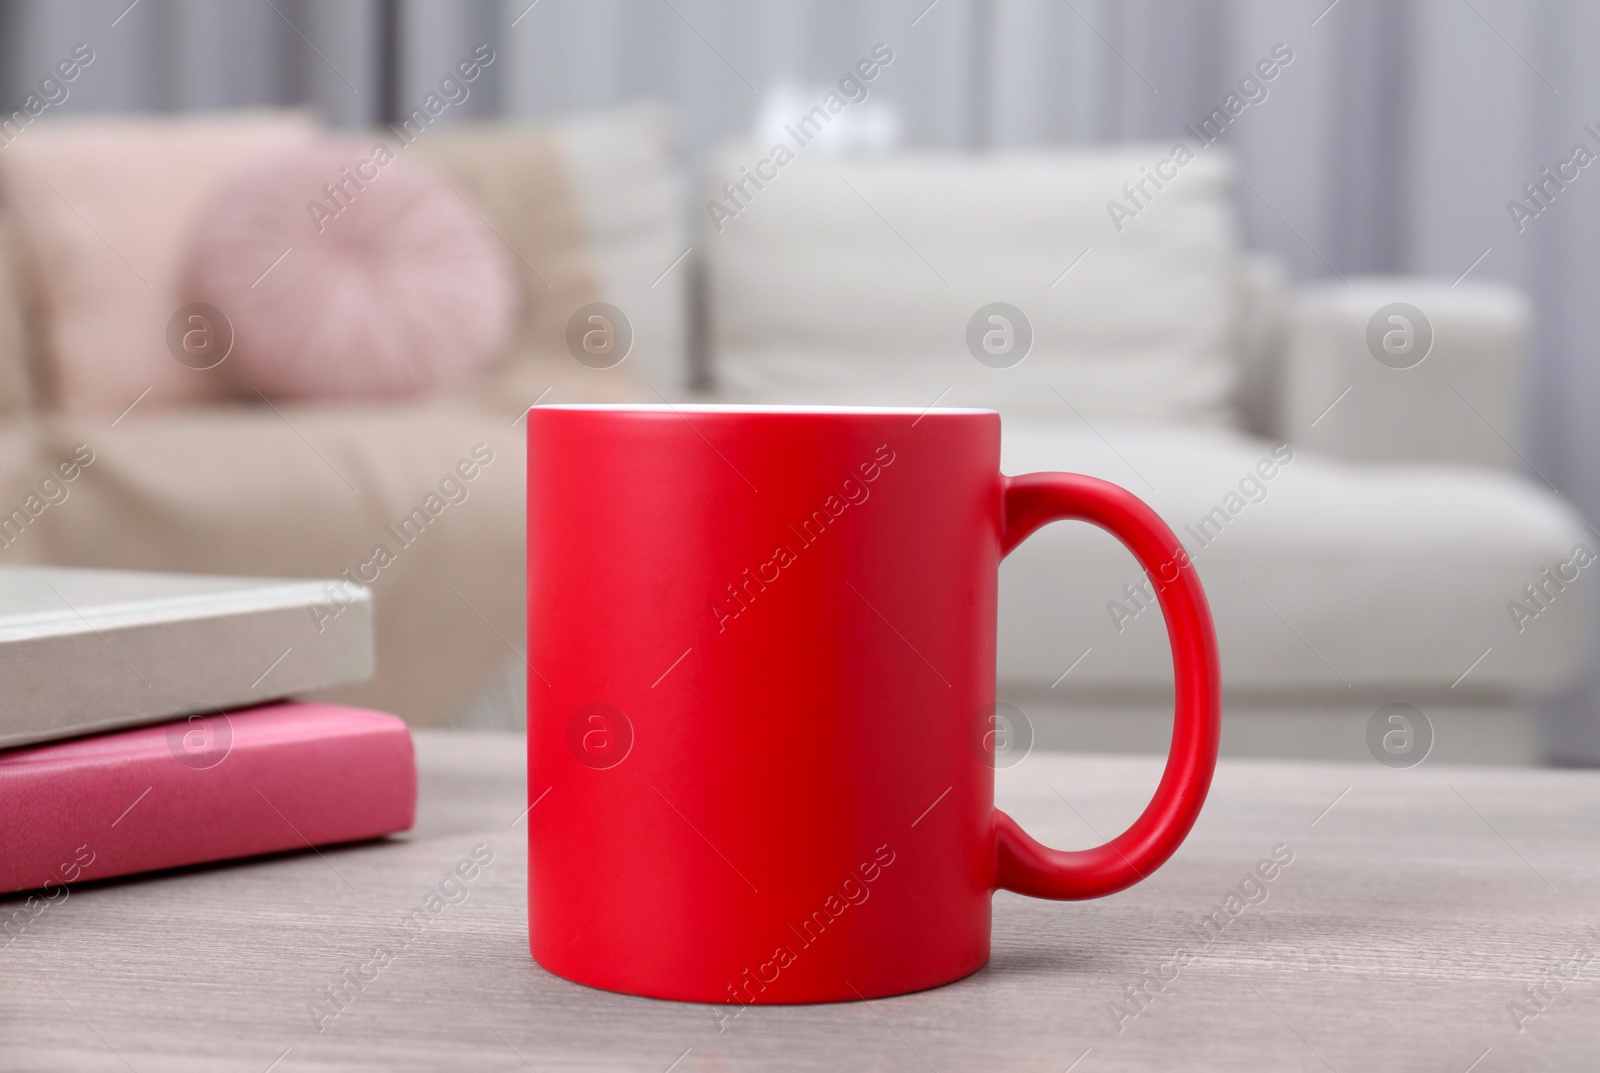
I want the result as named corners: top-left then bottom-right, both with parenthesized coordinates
top-left (527, 405), bottom-right (1220, 1004)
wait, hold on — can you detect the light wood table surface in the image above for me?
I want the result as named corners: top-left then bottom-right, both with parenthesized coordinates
top-left (4, 731), bottom-right (1599, 1072)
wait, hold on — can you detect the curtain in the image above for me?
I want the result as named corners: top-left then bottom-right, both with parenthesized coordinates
top-left (4, 0), bottom-right (1598, 757)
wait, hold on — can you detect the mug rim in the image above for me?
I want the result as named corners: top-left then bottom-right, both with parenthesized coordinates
top-left (533, 404), bottom-right (998, 416)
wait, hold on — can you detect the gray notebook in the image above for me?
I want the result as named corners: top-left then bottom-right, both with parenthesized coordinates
top-left (0, 565), bottom-right (373, 749)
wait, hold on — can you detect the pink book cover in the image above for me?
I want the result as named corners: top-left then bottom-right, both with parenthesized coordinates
top-left (0, 703), bottom-right (416, 896)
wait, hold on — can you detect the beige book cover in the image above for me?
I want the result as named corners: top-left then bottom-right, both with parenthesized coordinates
top-left (0, 565), bottom-right (372, 749)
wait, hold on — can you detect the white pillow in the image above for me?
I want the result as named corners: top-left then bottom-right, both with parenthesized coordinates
top-left (704, 142), bottom-right (1243, 424)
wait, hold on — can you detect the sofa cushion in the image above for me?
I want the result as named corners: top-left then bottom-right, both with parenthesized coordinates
top-left (0, 112), bottom-right (316, 415)
top-left (995, 416), bottom-right (1588, 695)
top-left (705, 142), bottom-right (1242, 424)
top-left (189, 138), bottom-right (515, 400)
top-left (410, 104), bottom-right (683, 401)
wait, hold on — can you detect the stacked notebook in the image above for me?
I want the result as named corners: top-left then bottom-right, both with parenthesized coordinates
top-left (0, 565), bottom-right (416, 895)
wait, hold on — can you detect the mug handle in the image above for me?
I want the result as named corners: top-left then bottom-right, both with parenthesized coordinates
top-left (993, 472), bottom-right (1221, 899)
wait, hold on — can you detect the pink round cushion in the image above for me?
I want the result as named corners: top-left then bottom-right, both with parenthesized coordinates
top-left (188, 139), bottom-right (515, 400)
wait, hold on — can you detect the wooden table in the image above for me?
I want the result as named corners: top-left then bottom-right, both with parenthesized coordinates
top-left (4, 731), bottom-right (1599, 1072)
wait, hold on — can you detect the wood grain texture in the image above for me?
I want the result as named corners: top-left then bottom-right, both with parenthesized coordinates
top-left (3, 732), bottom-right (1598, 1072)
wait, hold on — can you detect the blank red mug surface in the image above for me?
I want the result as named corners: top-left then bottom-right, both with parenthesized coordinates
top-left (527, 405), bottom-right (1220, 1004)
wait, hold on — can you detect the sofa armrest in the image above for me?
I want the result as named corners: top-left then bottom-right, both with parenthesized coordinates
top-left (1278, 277), bottom-right (1530, 470)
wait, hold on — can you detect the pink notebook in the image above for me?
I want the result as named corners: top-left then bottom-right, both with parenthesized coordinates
top-left (0, 703), bottom-right (416, 896)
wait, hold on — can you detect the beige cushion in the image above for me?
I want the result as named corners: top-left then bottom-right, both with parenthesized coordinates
top-left (0, 112), bottom-right (316, 415)
top-left (411, 107), bottom-right (684, 401)
top-left (410, 122), bottom-right (624, 401)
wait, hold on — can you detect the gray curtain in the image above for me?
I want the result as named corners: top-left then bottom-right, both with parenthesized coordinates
top-left (5, 0), bottom-right (1599, 757)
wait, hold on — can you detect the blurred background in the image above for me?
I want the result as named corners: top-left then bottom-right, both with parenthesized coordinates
top-left (1, 0), bottom-right (1596, 766)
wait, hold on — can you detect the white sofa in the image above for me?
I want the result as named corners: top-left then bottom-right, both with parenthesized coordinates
top-left (4, 105), bottom-right (1579, 763)
top-left (698, 141), bottom-right (1589, 764)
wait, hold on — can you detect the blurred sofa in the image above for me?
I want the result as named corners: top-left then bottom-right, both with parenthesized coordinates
top-left (0, 106), bottom-right (671, 719)
top-left (0, 106), bottom-right (1587, 762)
top-left (702, 141), bottom-right (1589, 764)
